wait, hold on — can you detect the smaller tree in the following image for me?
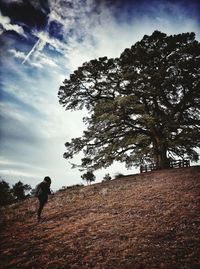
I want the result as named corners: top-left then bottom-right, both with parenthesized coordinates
top-left (0, 180), bottom-right (14, 206)
top-left (30, 188), bottom-right (37, 197)
top-left (114, 173), bottom-right (125, 179)
top-left (103, 173), bottom-right (112, 182)
top-left (81, 171), bottom-right (96, 185)
top-left (12, 181), bottom-right (31, 201)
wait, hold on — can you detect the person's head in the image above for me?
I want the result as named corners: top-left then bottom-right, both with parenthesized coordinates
top-left (44, 176), bottom-right (51, 184)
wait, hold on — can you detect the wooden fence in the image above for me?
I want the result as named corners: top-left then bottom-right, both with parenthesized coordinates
top-left (169, 159), bottom-right (190, 168)
top-left (140, 159), bottom-right (190, 173)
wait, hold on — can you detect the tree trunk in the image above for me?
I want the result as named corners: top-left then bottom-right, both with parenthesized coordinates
top-left (153, 140), bottom-right (169, 169)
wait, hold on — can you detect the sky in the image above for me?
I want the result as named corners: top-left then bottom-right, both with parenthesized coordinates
top-left (0, 0), bottom-right (200, 191)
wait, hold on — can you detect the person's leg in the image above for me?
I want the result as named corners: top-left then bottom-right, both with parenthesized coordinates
top-left (37, 198), bottom-right (46, 222)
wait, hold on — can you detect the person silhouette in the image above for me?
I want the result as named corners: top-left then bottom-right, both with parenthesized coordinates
top-left (35, 176), bottom-right (51, 222)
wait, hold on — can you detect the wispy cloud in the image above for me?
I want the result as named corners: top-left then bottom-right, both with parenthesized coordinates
top-left (8, 48), bottom-right (26, 60)
top-left (21, 0), bottom-right (99, 69)
top-left (0, 169), bottom-right (38, 179)
top-left (0, 10), bottom-right (26, 37)
top-left (22, 39), bottom-right (45, 64)
top-left (9, 47), bottom-right (58, 69)
top-left (0, 0), bottom-right (24, 3)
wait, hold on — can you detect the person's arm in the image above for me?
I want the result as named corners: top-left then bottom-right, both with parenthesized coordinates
top-left (47, 184), bottom-right (51, 194)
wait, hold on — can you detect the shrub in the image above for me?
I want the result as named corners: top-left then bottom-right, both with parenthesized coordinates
top-left (114, 173), bottom-right (124, 179)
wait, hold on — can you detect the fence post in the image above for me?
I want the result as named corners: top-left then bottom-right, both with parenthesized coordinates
top-left (140, 165), bottom-right (143, 173)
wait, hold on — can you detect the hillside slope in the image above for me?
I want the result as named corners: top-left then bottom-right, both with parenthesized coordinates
top-left (0, 166), bottom-right (200, 269)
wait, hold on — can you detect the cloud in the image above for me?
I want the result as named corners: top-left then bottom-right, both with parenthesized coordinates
top-left (22, 31), bottom-right (65, 68)
top-left (0, 157), bottom-right (47, 188)
top-left (0, 10), bottom-right (26, 37)
top-left (21, 0), bottom-right (100, 69)
top-left (3, 0), bottom-right (24, 2)
top-left (9, 46), bottom-right (58, 69)
top-left (0, 169), bottom-right (38, 180)
top-left (0, 51), bottom-right (87, 189)
top-left (35, 53), bottom-right (58, 68)
top-left (0, 0), bottom-right (24, 4)
top-left (8, 49), bottom-right (26, 60)
top-left (0, 100), bottom-right (44, 146)
top-left (35, 31), bottom-right (67, 52)
top-left (22, 39), bottom-right (45, 64)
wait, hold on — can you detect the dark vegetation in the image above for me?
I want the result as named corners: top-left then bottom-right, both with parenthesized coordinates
top-left (0, 180), bottom-right (31, 206)
top-left (58, 184), bottom-right (84, 192)
top-left (1, 166), bottom-right (200, 268)
top-left (81, 171), bottom-right (96, 185)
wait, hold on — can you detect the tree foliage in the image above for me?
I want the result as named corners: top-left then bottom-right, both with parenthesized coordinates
top-left (0, 179), bottom-right (32, 206)
top-left (81, 171), bottom-right (96, 185)
top-left (12, 181), bottom-right (31, 201)
top-left (58, 31), bottom-right (200, 170)
top-left (0, 180), bottom-right (14, 206)
top-left (103, 173), bottom-right (112, 181)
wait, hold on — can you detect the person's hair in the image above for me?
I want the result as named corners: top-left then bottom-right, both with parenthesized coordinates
top-left (44, 176), bottom-right (51, 184)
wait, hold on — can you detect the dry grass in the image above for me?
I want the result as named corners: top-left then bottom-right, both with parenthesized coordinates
top-left (0, 166), bottom-right (200, 269)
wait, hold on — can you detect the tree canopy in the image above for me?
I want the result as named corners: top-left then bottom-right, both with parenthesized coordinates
top-left (58, 31), bottom-right (200, 170)
top-left (0, 179), bottom-right (32, 206)
top-left (81, 171), bottom-right (96, 185)
top-left (12, 181), bottom-right (31, 201)
top-left (0, 180), bottom-right (14, 206)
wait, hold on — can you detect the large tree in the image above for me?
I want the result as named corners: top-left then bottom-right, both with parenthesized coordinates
top-left (58, 31), bottom-right (200, 170)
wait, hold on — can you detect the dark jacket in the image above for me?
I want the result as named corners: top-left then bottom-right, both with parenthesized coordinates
top-left (36, 181), bottom-right (51, 201)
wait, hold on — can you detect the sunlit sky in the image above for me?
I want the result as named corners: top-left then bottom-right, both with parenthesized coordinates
top-left (0, 0), bottom-right (200, 190)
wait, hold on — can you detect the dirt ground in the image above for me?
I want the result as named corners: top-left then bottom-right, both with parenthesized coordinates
top-left (0, 166), bottom-right (200, 269)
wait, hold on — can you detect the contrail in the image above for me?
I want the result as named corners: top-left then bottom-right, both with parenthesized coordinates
top-left (22, 39), bottom-right (45, 64)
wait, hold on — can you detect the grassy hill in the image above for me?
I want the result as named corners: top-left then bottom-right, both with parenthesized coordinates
top-left (0, 166), bottom-right (200, 269)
